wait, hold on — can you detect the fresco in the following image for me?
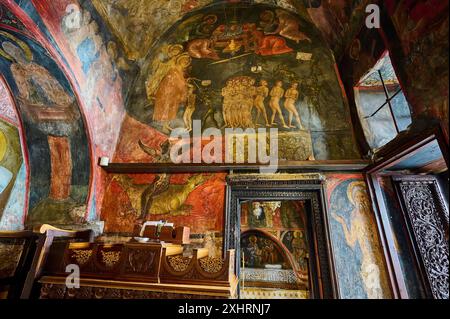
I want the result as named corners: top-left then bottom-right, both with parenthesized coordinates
top-left (90, 0), bottom-right (213, 61)
top-left (303, 0), bottom-right (372, 60)
top-left (326, 174), bottom-right (392, 299)
top-left (241, 200), bottom-right (309, 279)
top-left (117, 2), bottom-right (359, 163)
top-left (101, 173), bottom-right (226, 234)
top-left (0, 163), bottom-right (26, 231)
top-left (0, 119), bottom-right (23, 223)
top-left (0, 27), bottom-right (91, 227)
top-left (1, 73), bottom-right (19, 126)
top-left (27, 0), bottom-right (133, 219)
top-left (385, 0), bottom-right (449, 128)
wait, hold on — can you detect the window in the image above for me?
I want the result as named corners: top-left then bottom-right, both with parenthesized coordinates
top-left (354, 52), bottom-right (412, 151)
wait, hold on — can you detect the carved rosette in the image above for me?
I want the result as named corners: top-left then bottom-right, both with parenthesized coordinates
top-left (71, 249), bottom-right (93, 266)
top-left (199, 257), bottom-right (224, 273)
top-left (400, 182), bottom-right (449, 299)
top-left (167, 255), bottom-right (192, 272)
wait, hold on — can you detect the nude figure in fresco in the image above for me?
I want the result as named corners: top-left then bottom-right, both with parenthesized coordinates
top-left (331, 181), bottom-right (386, 299)
top-left (254, 80), bottom-right (271, 126)
top-left (269, 81), bottom-right (289, 128)
top-left (183, 84), bottom-right (196, 132)
top-left (152, 54), bottom-right (192, 132)
top-left (284, 83), bottom-right (304, 129)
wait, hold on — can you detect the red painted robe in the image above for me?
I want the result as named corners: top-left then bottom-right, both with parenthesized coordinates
top-left (153, 67), bottom-right (188, 122)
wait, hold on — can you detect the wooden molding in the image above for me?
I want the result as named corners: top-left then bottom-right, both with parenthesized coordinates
top-left (100, 160), bottom-right (369, 174)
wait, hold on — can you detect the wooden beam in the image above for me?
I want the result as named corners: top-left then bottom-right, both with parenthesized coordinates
top-left (100, 160), bottom-right (370, 174)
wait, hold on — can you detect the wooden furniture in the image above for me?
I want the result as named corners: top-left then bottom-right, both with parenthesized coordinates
top-left (0, 231), bottom-right (38, 299)
top-left (37, 240), bottom-right (238, 299)
top-left (140, 225), bottom-right (191, 245)
top-left (365, 124), bottom-right (449, 299)
top-left (20, 224), bottom-right (94, 299)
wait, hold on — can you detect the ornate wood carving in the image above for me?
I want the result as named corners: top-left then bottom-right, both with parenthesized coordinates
top-left (40, 283), bottom-right (227, 299)
top-left (225, 175), bottom-right (337, 299)
top-left (160, 249), bottom-right (234, 285)
top-left (394, 177), bottom-right (449, 299)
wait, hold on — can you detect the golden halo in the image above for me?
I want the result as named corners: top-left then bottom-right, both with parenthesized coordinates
top-left (167, 44), bottom-right (184, 58)
top-left (0, 31), bottom-right (33, 62)
top-left (0, 130), bottom-right (7, 162)
top-left (347, 181), bottom-right (366, 206)
top-left (203, 14), bottom-right (218, 24)
top-left (176, 53), bottom-right (191, 67)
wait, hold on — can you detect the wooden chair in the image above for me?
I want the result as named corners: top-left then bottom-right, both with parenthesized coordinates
top-left (0, 231), bottom-right (39, 299)
top-left (19, 225), bottom-right (94, 299)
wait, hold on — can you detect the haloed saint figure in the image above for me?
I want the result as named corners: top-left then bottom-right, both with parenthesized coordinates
top-left (332, 181), bottom-right (386, 299)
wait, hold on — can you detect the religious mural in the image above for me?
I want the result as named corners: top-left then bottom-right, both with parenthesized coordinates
top-left (241, 200), bottom-right (309, 283)
top-left (0, 28), bottom-right (91, 227)
top-left (118, 2), bottom-right (359, 163)
top-left (101, 173), bottom-right (226, 235)
top-left (326, 174), bottom-right (391, 299)
top-left (385, 0), bottom-right (449, 127)
top-left (303, 0), bottom-right (373, 60)
top-left (0, 119), bottom-right (23, 225)
top-left (0, 78), bottom-right (27, 231)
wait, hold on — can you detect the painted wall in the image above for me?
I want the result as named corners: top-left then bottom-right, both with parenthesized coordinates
top-left (0, 77), bottom-right (27, 231)
top-left (0, 118), bottom-right (24, 229)
top-left (325, 174), bottom-right (392, 299)
top-left (116, 2), bottom-right (359, 164)
top-left (0, 26), bottom-right (91, 227)
top-left (385, 0), bottom-right (449, 130)
top-left (101, 173), bottom-right (226, 235)
top-left (241, 200), bottom-right (309, 281)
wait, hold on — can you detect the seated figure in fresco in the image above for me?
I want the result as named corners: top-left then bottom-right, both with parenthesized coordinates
top-left (245, 235), bottom-right (263, 268)
top-left (274, 9), bottom-right (311, 43)
top-left (246, 23), bottom-right (293, 56)
top-left (187, 38), bottom-right (220, 60)
top-left (0, 38), bottom-right (77, 125)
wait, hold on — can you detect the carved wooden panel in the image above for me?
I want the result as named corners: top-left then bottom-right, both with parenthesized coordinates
top-left (40, 284), bottom-right (228, 299)
top-left (394, 177), bottom-right (449, 299)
